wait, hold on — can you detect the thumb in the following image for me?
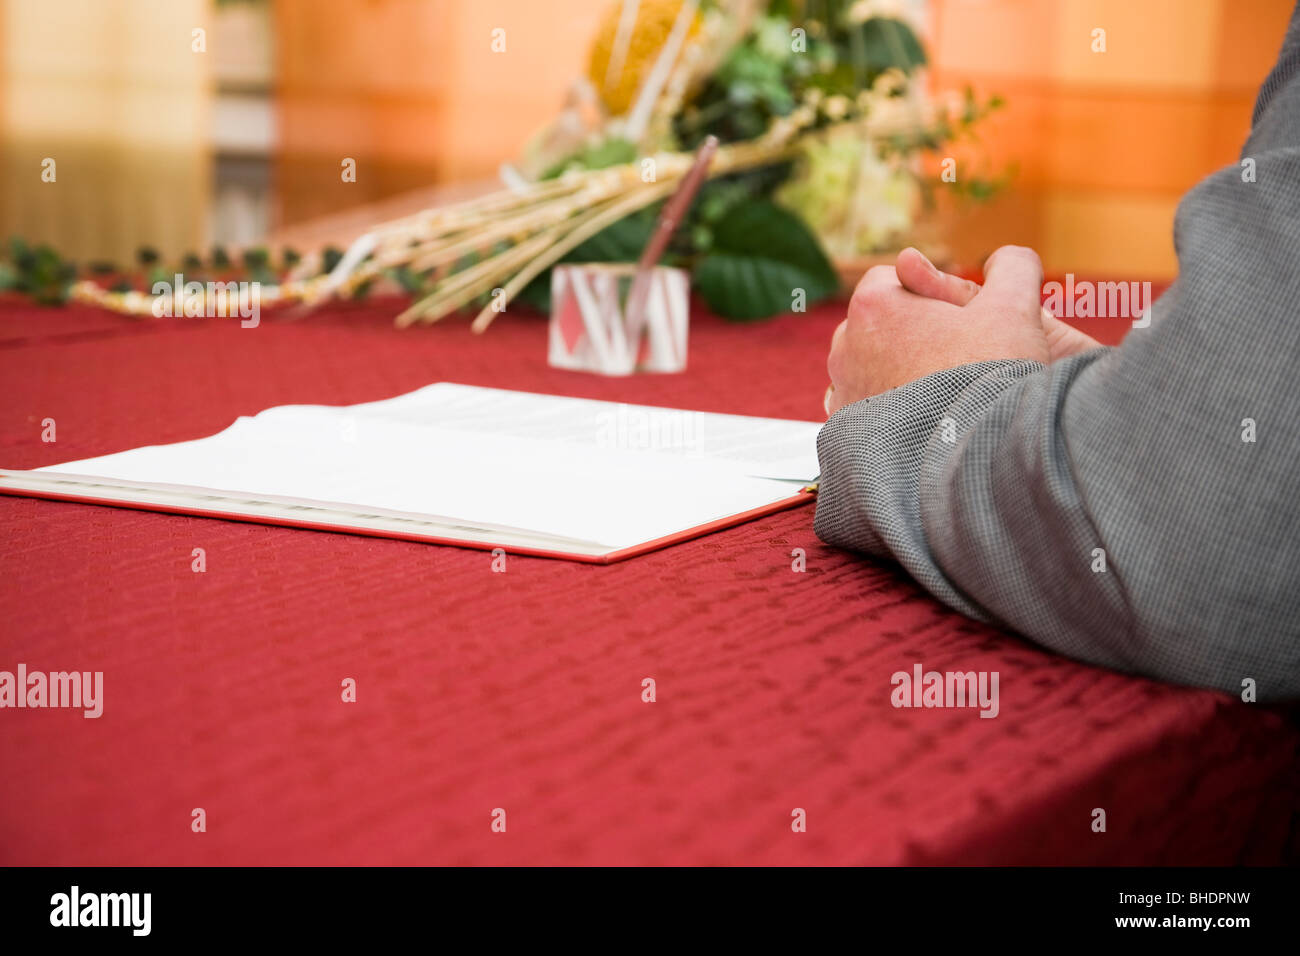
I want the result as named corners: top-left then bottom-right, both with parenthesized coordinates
top-left (895, 247), bottom-right (980, 306)
top-left (977, 245), bottom-right (1044, 320)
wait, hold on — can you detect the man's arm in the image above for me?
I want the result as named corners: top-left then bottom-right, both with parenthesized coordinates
top-left (816, 22), bottom-right (1300, 698)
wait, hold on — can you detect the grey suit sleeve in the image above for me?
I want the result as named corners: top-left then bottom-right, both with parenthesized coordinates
top-left (815, 15), bottom-right (1300, 698)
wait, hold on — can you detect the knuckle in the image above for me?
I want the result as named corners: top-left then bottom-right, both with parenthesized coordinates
top-left (851, 281), bottom-right (889, 311)
top-left (851, 265), bottom-right (894, 297)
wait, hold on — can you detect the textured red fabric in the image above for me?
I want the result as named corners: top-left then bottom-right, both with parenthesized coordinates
top-left (1, 292), bottom-right (1295, 865)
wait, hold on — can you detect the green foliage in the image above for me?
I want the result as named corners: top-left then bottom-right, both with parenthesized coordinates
top-left (677, 11), bottom-right (928, 148)
top-left (693, 201), bottom-right (838, 320)
top-left (2, 237), bottom-right (77, 305)
top-left (0, 237), bottom-right (341, 308)
top-left (240, 246), bottom-right (276, 285)
top-left (388, 265), bottom-right (425, 295)
top-left (847, 18), bottom-right (926, 80)
top-left (675, 24), bottom-right (796, 148)
top-left (516, 206), bottom-right (658, 311)
top-left (566, 205), bottom-right (659, 261)
top-left (321, 246), bottom-right (344, 274)
top-left (517, 190), bottom-right (838, 322)
top-left (541, 138), bottom-right (639, 179)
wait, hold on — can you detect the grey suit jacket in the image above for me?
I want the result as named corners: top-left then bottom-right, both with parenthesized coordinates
top-left (814, 5), bottom-right (1300, 699)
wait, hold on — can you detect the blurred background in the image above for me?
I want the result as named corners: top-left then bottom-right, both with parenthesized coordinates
top-left (1, 0), bottom-right (1292, 279)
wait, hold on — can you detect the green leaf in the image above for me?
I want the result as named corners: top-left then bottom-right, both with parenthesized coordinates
top-left (692, 200), bottom-right (838, 320)
top-left (388, 265), bottom-right (425, 295)
top-left (515, 278), bottom-right (552, 313)
top-left (567, 206), bottom-right (657, 261)
top-left (846, 17), bottom-right (926, 76)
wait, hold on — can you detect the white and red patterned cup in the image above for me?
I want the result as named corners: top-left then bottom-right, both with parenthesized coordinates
top-left (548, 263), bottom-right (690, 376)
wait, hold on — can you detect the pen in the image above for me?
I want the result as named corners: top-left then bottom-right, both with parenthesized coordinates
top-left (623, 135), bottom-right (718, 345)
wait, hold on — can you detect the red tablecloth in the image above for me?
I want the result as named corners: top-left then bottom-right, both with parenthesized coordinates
top-left (1, 295), bottom-right (1295, 865)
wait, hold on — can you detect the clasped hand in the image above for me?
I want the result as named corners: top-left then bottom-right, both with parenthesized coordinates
top-left (824, 246), bottom-right (1102, 416)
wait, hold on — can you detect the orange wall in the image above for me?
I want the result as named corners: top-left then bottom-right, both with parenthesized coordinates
top-left (275, 0), bottom-right (606, 225)
top-left (927, 0), bottom-right (1294, 276)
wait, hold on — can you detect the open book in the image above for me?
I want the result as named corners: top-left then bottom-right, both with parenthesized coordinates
top-left (0, 384), bottom-right (822, 563)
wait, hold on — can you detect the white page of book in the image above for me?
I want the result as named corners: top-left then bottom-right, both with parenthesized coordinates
top-left (338, 383), bottom-right (821, 481)
top-left (32, 384), bottom-right (822, 551)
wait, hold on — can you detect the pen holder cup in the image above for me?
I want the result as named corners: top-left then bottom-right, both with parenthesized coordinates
top-left (548, 263), bottom-right (690, 376)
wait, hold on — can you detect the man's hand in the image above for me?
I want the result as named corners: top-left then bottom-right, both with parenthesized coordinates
top-left (825, 245), bottom-right (1050, 416)
top-left (824, 246), bottom-right (1102, 416)
top-left (893, 247), bottom-right (1102, 364)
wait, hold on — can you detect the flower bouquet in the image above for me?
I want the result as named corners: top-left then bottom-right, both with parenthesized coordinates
top-left (47, 0), bottom-right (1002, 325)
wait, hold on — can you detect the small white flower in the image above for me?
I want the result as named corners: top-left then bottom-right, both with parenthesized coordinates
top-left (822, 95), bottom-right (851, 121)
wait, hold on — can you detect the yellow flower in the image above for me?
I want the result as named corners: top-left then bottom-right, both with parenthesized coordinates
top-left (588, 0), bottom-right (701, 116)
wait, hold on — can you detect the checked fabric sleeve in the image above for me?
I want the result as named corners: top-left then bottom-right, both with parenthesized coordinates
top-left (814, 4), bottom-right (1300, 699)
